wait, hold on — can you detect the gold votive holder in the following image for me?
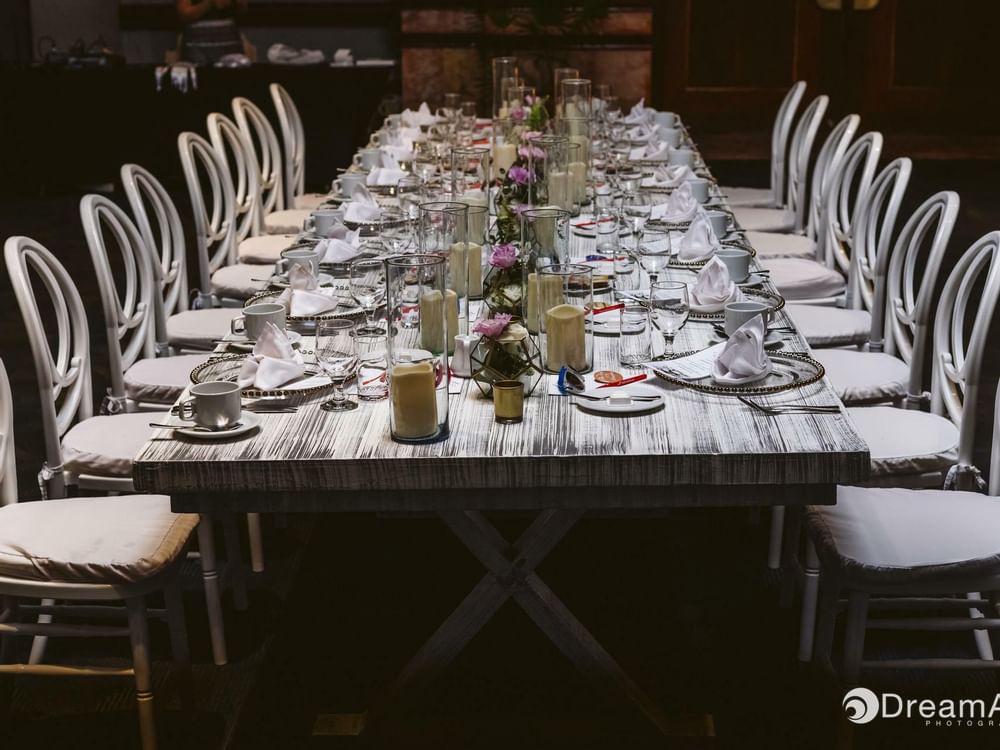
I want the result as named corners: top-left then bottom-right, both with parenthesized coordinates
top-left (493, 380), bottom-right (525, 424)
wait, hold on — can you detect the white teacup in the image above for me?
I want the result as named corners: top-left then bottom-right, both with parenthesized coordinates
top-left (725, 300), bottom-right (771, 336)
top-left (716, 248), bottom-right (751, 283)
top-left (231, 302), bottom-right (287, 340)
top-left (704, 209), bottom-right (730, 239)
top-left (685, 178), bottom-right (710, 204)
top-left (334, 172), bottom-right (367, 197)
top-left (309, 208), bottom-right (341, 236)
top-left (668, 148), bottom-right (696, 168)
top-left (653, 111), bottom-right (678, 128)
top-left (657, 127), bottom-right (682, 148)
top-left (175, 381), bottom-right (242, 429)
top-left (280, 246), bottom-right (321, 276)
top-left (353, 148), bottom-right (382, 170)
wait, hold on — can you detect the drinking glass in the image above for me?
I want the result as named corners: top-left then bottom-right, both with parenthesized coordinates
top-left (315, 319), bottom-right (359, 412)
top-left (618, 303), bottom-right (652, 367)
top-left (650, 281), bottom-right (689, 355)
top-left (460, 99), bottom-right (477, 133)
top-left (622, 191), bottom-right (653, 237)
top-left (594, 207), bottom-right (620, 260)
top-left (356, 332), bottom-right (389, 401)
top-left (350, 258), bottom-right (387, 334)
top-left (381, 215), bottom-right (413, 255)
top-left (635, 228), bottom-right (672, 286)
top-left (397, 174), bottom-right (425, 220)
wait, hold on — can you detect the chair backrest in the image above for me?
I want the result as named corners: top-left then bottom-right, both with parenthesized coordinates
top-left (233, 96), bottom-right (285, 214)
top-left (783, 94), bottom-right (828, 233)
top-left (931, 231), bottom-right (1000, 467)
top-left (270, 82), bottom-right (305, 206)
top-left (877, 189), bottom-right (957, 382)
top-left (4, 236), bottom-right (93, 497)
top-left (769, 81), bottom-right (806, 208)
top-left (207, 111), bottom-right (262, 242)
top-left (178, 131), bottom-right (237, 299)
top-left (822, 131), bottom-right (883, 279)
top-left (80, 194), bottom-right (156, 405)
top-left (120, 163), bottom-right (190, 348)
top-left (805, 114), bottom-right (860, 247)
top-left (0, 360), bottom-right (16, 506)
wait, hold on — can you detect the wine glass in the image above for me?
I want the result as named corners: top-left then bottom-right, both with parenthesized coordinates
top-left (315, 319), bottom-right (359, 412)
top-left (379, 208), bottom-right (412, 254)
top-left (650, 281), bottom-right (689, 356)
top-left (350, 258), bottom-right (386, 334)
top-left (396, 174), bottom-right (425, 222)
top-left (622, 191), bottom-right (652, 237)
top-left (635, 227), bottom-right (672, 286)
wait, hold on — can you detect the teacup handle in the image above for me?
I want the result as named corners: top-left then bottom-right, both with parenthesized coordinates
top-left (176, 399), bottom-right (197, 421)
top-left (332, 178), bottom-right (343, 194)
top-left (352, 153), bottom-right (363, 167)
top-left (369, 133), bottom-right (381, 146)
top-left (230, 316), bottom-right (247, 336)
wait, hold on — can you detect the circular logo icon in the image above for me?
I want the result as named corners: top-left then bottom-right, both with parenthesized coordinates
top-left (843, 687), bottom-right (880, 724)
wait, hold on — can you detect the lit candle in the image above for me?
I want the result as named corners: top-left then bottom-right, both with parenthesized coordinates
top-left (493, 143), bottom-right (517, 177)
top-left (390, 361), bottom-right (438, 439)
top-left (547, 170), bottom-right (570, 211)
top-left (420, 288), bottom-right (459, 354)
top-left (568, 161), bottom-right (587, 204)
top-left (544, 303), bottom-right (587, 371)
top-left (526, 272), bottom-right (566, 334)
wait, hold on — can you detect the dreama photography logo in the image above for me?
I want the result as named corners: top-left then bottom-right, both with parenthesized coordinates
top-left (843, 687), bottom-right (1000, 727)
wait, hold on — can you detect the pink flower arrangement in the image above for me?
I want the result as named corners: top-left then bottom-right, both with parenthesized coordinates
top-left (521, 130), bottom-right (543, 143)
top-left (488, 243), bottom-right (518, 268)
top-left (510, 106), bottom-right (526, 123)
top-left (518, 145), bottom-right (545, 161)
top-left (507, 165), bottom-right (532, 185)
top-left (473, 313), bottom-right (513, 339)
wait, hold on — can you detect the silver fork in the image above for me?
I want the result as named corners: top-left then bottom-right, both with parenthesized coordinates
top-left (737, 395), bottom-right (841, 415)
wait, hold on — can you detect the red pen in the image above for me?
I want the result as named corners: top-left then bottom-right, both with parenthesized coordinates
top-left (597, 373), bottom-right (648, 388)
top-left (592, 302), bottom-right (625, 315)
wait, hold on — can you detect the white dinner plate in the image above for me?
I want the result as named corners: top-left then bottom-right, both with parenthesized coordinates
top-left (228, 330), bottom-right (302, 352)
top-left (573, 384), bottom-right (665, 416)
top-left (571, 215), bottom-right (631, 238)
top-left (269, 272), bottom-right (336, 289)
top-left (171, 411), bottom-right (261, 440)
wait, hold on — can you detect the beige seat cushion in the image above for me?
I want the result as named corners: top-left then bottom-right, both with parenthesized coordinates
top-left (211, 263), bottom-right (268, 301)
top-left (264, 209), bottom-right (311, 234)
top-left (238, 233), bottom-right (297, 264)
top-left (746, 230), bottom-right (817, 259)
top-left (785, 304), bottom-right (871, 348)
top-left (765, 258), bottom-right (846, 302)
top-left (124, 354), bottom-right (211, 405)
top-left (294, 193), bottom-right (330, 210)
top-left (847, 406), bottom-right (958, 478)
top-left (807, 486), bottom-right (1000, 585)
top-left (166, 308), bottom-right (240, 350)
top-left (62, 412), bottom-right (162, 478)
top-left (814, 350), bottom-right (909, 405)
top-left (0, 495), bottom-right (198, 584)
top-left (719, 186), bottom-right (774, 208)
top-left (733, 206), bottom-right (796, 233)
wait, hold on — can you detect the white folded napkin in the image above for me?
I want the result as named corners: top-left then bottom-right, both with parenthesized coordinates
top-left (342, 184), bottom-right (382, 223)
top-left (624, 98), bottom-right (655, 125)
top-left (652, 182), bottom-right (700, 223)
top-left (237, 322), bottom-right (306, 390)
top-left (379, 145), bottom-right (414, 163)
top-left (317, 236), bottom-right (362, 264)
top-left (644, 164), bottom-right (696, 188)
top-left (333, 48), bottom-right (353, 64)
top-left (318, 220), bottom-right (351, 240)
top-left (711, 315), bottom-right (772, 385)
top-left (676, 212), bottom-right (720, 262)
top-left (627, 123), bottom-right (659, 143)
top-left (367, 167), bottom-right (407, 186)
top-left (278, 266), bottom-right (344, 315)
top-left (688, 256), bottom-right (744, 313)
top-left (401, 102), bottom-right (437, 128)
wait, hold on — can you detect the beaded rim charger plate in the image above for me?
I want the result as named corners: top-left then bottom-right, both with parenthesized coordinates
top-left (651, 350), bottom-right (826, 395)
top-left (688, 287), bottom-right (785, 321)
top-left (190, 353), bottom-right (337, 399)
top-left (665, 242), bottom-right (757, 269)
top-left (245, 290), bottom-right (365, 322)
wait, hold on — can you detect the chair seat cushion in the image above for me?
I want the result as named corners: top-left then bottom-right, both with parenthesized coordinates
top-left (294, 193), bottom-right (330, 210)
top-left (62, 412), bottom-right (161, 478)
top-left (124, 354), bottom-right (211, 405)
top-left (264, 209), bottom-right (311, 234)
top-left (0, 495), bottom-right (198, 584)
top-left (211, 263), bottom-right (269, 301)
top-left (806, 486), bottom-right (1000, 585)
top-left (166, 308), bottom-right (240, 350)
top-left (765, 258), bottom-right (846, 302)
top-left (847, 406), bottom-right (958, 478)
top-left (785, 304), bottom-right (871, 348)
top-left (732, 206), bottom-right (796, 233)
top-left (238, 233), bottom-right (297, 264)
top-left (746, 230), bottom-right (817, 259)
top-left (814, 350), bottom-right (909, 405)
top-left (719, 186), bottom-right (774, 208)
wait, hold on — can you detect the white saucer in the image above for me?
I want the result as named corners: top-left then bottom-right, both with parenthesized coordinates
top-left (270, 272), bottom-right (336, 289)
top-left (229, 330), bottom-right (302, 351)
top-left (571, 216), bottom-right (631, 238)
top-left (573, 384), bottom-right (665, 416)
top-left (736, 273), bottom-right (767, 288)
top-left (171, 411), bottom-right (261, 440)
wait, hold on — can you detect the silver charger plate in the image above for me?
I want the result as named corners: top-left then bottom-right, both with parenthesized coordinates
top-left (190, 354), bottom-right (336, 399)
top-left (245, 290), bottom-right (364, 323)
top-left (651, 350), bottom-right (825, 395)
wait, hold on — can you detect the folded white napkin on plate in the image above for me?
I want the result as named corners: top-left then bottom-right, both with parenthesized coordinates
top-left (237, 322), bottom-right (306, 390)
top-left (629, 140), bottom-right (669, 162)
top-left (401, 102), bottom-right (437, 128)
top-left (278, 266), bottom-right (343, 316)
top-left (624, 98), bottom-right (655, 125)
top-left (644, 164), bottom-right (696, 188)
top-left (318, 220), bottom-right (351, 240)
top-left (379, 145), bottom-right (414, 163)
top-left (367, 167), bottom-right (407, 186)
top-left (333, 48), bottom-right (353, 64)
top-left (676, 212), bottom-right (720, 262)
top-left (711, 315), bottom-right (772, 385)
top-left (342, 184), bottom-right (382, 223)
top-left (627, 123), bottom-right (659, 143)
top-left (652, 182), bottom-right (700, 223)
top-left (689, 256), bottom-right (743, 312)
top-left (317, 236), bottom-right (362, 264)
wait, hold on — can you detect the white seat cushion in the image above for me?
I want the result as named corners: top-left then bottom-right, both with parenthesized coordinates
top-left (0, 495), bottom-right (198, 584)
top-left (264, 209), bottom-right (311, 234)
top-left (746, 230), bottom-right (817, 259)
top-left (733, 206), bottom-right (796, 233)
top-left (807, 486), bottom-right (1000, 584)
top-left (294, 193), bottom-right (330, 210)
top-left (166, 308), bottom-right (240, 350)
top-left (124, 354), bottom-right (211, 405)
top-left (785, 304), bottom-right (871, 348)
top-left (719, 186), bottom-right (774, 208)
top-left (62, 412), bottom-right (162, 478)
top-left (211, 263), bottom-right (269, 301)
top-left (238, 233), bottom-right (297, 264)
top-left (814, 350), bottom-right (909, 405)
top-left (847, 406), bottom-right (958, 478)
top-left (765, 258), bottom-right (846, 302)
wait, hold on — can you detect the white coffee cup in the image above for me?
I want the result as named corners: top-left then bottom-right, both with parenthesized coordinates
top-left (668, 148), bottom-right (696, 168)
top-left (334, 172), bottom-right (368, 197)
top-left (653, 111), bottom-right (678, 128)
top-left (657, 127), bottom-right (682, 148)
top-left (310, 208), bottom-right (341, 236)
top-left (280, 246), bottom-right (321, 276)
top-left (716, 248), bottom-right (751, 283)
top-left (725, 300), bottom-right (771, 336)
top-left (175, 381), bottom-right (242, 429)
top-left (231, 302), bottom-right (286, 340)
top-left (685, 178), bottom-right (710, 204)
top-left (704, 209), bottom-right (729, 239)
top-left (353, 148), bottom-right (382, 170)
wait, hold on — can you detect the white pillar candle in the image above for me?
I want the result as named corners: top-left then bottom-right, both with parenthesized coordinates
top-left (531, 204), bottom-right (562, 255)
top-left (467, 241), bottom-right (483, 297)
top-left (498, 106), bottom-right (510, 119)
top-left (493, 143), bottom-right (518, 177)
top-left (526, 272), bottom-right (566, 334)
top-left (420, 288), bottom-right (459, 355)
top-left (458, 194), bottom-right (488, 240)
top-left (544, 303), bottom-right (587, 371)
top-left (547, 170), bottom-right (570, 212)
top-left (391, 361), bottom-right (438, 439)
top-left (448, 243), bottom-right (468, 297)
top-left (569, 134), bottom-right (590, 164)
top-left (564, 101), bottom-right (580, 118)
top-left (568, 161), bottom-right (588, 204)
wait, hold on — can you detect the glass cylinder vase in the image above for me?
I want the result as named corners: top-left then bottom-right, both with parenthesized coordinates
top-left (417, 201), bottom-right (468, 350)
top-left (520, 207), bottom-right (571, 334)
top-left (460, 202), bottom-right (488, 300)
top-left (492, 57), bottom-right (519, 121)
top-left (536, 263), bottom-right (594, 374)
top-left (552, 67), bottom-right (580, 119)
top-left (560, 78), bottom-right (592, 120)
top-left (385, 255), bottom-right (451, 443)
top-left (491, 117), bottom-right (520, 185)
top-left (527, 135), bottom-right (569, 209)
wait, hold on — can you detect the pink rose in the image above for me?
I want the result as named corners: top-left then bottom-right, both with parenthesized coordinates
top-left (472, 313), bottom-right (513, 339)
top-left (488, 243), bottom-right (518, 268)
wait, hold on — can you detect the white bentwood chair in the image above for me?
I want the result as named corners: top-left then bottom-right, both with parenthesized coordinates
top-left (270, 82), bottom-right (328, 210)
top-left (0, 358), bottom-right (198, 750)
top-left (722, 81), bottom-right (806, 209)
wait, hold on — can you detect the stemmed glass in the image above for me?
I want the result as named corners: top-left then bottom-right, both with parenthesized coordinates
top-left (349, 258), bottom-right (386, 334)
top-left (315, 319), bottom-right (359, 412)
top-left (622, 191), bottom-right (652, 238)
top-left (380, 208), bottom-right (412, 254)
top-left (635, 227), bottom-right (672, 286)
top-left (650, 281), bottom-right (689, 356)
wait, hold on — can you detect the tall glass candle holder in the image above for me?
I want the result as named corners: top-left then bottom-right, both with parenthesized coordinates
top-left (461, 203), bottom-right (488, 300)
top-left (552, 67), bottom-right (580, 119)
top-left (417, 201), bottom-right (468, 350)
top-left (491, 118), bottom-right (519, 184)
top-left (527, 135), bottom-right (569, 209)
top-left (560, 78), bottom-right (592, 120)
top-left (507, 85), bottom-right (536, 122)
top-left (559, 116), bottom-right (592, 186)
top-left (385, 255), bottom-right (451, 444)
top-left (564, 141), bottom-right (586, 215)
top-left (520, 207), bottom-right (571, 333)
top-left (450, 146), bottom-right (491, 228)
top-left (537, 263), bottom-right (594, 374)
top-left (492, 57), bottom-right (519, 120)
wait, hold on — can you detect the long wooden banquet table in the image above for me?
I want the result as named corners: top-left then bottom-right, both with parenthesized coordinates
top-left (133, 121), bottom-right (870, 735)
